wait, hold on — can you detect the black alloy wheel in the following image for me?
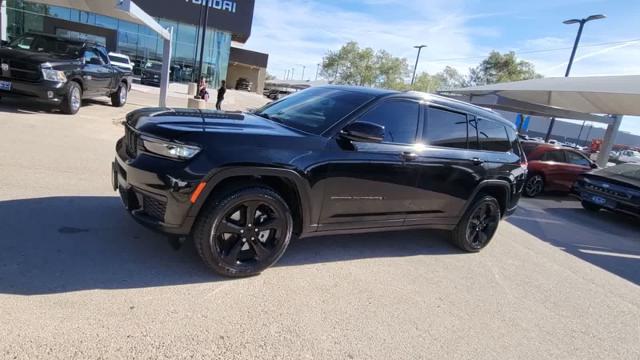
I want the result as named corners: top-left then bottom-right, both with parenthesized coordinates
top-left (524, 174), bottom-right (544, 197)
top-left (193, 187), bottom-right (293, 277)
top-left (451, 196), bottom-right (501, 252)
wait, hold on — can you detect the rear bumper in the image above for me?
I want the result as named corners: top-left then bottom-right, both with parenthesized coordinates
top-left (0, 78), bottom-right (69, 104)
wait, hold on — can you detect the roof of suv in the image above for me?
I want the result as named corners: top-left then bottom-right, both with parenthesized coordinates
top-left (22, 32), bottom-right (99, 47)
top-left (318, 85), bottom-right (513, 128)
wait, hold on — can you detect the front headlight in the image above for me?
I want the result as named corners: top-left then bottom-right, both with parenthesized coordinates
top-left (42, 69), bottom-right (67, 82)
top-left (141, 136), bottom-right (201, 160)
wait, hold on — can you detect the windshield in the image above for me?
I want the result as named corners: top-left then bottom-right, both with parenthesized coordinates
top-left (253, 87), bottom-right (375, 134)
top-left (8, 34), bottom-right (83, 58)
top-left (109, 55), bottom-right (129, 64)
top-left (145, 62), bottom-right (162, 70)
top-left (599, 163), bottom-right (640, 180)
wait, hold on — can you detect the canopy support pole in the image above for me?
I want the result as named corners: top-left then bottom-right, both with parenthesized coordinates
top-left (597, 115), bottom-right (623, 167)
top-left (1, 0), bottom-right (7, 41)
top-left (159, 26), bottom-right (173, 108)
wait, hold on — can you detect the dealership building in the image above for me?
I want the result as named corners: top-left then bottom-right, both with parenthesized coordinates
top-left (0, 0), bottom-right (269, 92)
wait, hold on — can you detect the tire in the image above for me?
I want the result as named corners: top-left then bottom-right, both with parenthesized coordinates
top-left (524, 174), bottom-right (544, 198)
top-left (60, 82), bottom-right (82, 115)
top-left (581, 201), bottom-right (601, 212)
top-left (451, 195), bottom-right (501, 252)
top-left (111, 82), bottom-right (128, 107)
top-left (192, 187), bottom-right (293, 278)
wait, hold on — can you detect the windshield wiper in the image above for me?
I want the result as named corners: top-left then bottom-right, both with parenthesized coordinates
top-left (254, 112), bottom-right (285, 124)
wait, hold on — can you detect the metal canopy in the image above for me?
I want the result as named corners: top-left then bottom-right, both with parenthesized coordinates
top-left (447, 75), bottom-right (640, 116)
top-left (446, 75), bottom-right (640, 167)
top-left (1, 0), bottom-right (172, 107)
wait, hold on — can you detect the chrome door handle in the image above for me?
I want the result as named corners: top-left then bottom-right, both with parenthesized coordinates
top-left (402, 152), bottom-right (418, 161)
top-left (471, 157), bottom-right (485, 165)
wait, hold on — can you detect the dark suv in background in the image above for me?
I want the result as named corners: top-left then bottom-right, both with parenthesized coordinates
top-left (113, 86), bottom-right (527, 277)
top-left (0, 33), bottom-right (132, 114)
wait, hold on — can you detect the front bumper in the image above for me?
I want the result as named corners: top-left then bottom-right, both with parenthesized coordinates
top-left (572, 183), bottom-right (640, 217)
top-left (112, 137), bottom-right (204, 235)
top-left (0, 77), bottom-right (69, 104)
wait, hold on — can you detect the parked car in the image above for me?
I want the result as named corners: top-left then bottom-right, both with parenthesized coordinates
top-left (112, 86), bottom-right (527, 277)
top-left (140, 60), bottom-right (162, 86)
top-left (235, 77), bottom-right (252, 91)
top-left (617, 150), bottom-right (640, 164)
top-left (267, 89), bottom-right (291, 100)
top-left (0, 32), bottom-right (132, 114)
top-left (522, 142), bottom-right (598, 197)
top-left (573, 163), bottom-right (640, 217)
top-left (108, 52), bottom-right (133, 72)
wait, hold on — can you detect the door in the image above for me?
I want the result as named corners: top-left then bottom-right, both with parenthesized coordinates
top-left (561, 150), bottom-right (593, 190)
top-left (405, 107), bottom-right (485, 225)
top-left (82, 48), bottom-right (113, 95)
top-left (538, 150), bottom-right (568, 191)
top-left (318, 99), bottom-right (422, 231)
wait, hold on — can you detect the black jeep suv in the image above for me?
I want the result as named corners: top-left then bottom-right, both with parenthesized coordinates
top-left (113, 86), bottom-right (527, 277)
top-left (0, 33), bottom-right (132, 114)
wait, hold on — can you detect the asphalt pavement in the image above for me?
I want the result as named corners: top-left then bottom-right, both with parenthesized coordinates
top-left (0, 92), bottom-right (638, 359)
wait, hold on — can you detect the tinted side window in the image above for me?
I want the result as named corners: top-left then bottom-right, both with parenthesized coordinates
top-left (359, 101), bottom-right (420, 144)
top-left (84, 49), bottom-right (103, 65)
top-left (477, 118), bottom-right (511, 152)
top-left (541, 150), bottom-right (565, 162)
top-left (565, 151), bottom-right (591, 166)
top-left (424, 107), bottom-right (468, 149)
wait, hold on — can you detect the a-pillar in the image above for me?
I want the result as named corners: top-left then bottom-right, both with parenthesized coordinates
top-left (596, 115), bottom-right (623, 167)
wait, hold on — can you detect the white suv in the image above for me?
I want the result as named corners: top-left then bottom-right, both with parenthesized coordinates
top-left (108, 52), bottom-right (133, 72)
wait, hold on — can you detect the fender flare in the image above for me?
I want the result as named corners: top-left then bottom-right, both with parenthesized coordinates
top-left (459, 180), bottom-right (512, 218)
top-left (187, 167), bottom-right (314, 231)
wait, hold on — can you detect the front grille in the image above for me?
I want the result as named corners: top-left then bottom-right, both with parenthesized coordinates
top-left (142, 195), bottom-right (167, 221)
top-left (584, 183), bottom-right (632, 200)
top-left (1, 59), bottom-right (41, 82)
top-left (124, 126), bottom-right (139, 158)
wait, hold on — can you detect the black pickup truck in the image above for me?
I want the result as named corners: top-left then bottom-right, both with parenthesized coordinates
top-left (0, 32), bottom-right (132, 115)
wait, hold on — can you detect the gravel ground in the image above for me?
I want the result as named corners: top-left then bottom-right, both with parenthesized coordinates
top-left (0, 89), bottom-right (638, 359)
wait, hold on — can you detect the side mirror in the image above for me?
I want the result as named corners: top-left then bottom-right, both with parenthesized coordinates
top-left (340, 121), bottom-right (385, 143)
top-left (0, 40), bottom-right (8, 47)
top-left (590, 161), bottom-right (598, 169)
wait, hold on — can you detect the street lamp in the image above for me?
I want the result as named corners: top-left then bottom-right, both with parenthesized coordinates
top-left (411, 45), bottom-right (427, 86)
top-left (545, 14), bottom-right (606, 142)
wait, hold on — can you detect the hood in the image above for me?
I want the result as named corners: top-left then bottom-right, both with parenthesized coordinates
top-left (583, 170), bottom-right (640, 190)
top-left (126, 108), bottom-right (307, 141)
top-left (0, 47), bottom-right (78, 64)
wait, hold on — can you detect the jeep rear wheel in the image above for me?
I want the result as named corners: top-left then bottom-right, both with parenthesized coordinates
top-left (193, 187), bottom-right (293, 277)
top-left (451, 195), bottom-right (501, 252)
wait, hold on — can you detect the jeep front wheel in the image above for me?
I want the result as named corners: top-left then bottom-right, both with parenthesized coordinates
top-left (451, 195), bottom-right (501, 252)
top-left (193, 187), bottom-right (293, 277)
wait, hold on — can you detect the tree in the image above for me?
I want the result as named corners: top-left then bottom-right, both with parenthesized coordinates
top-left (411, 66), bottom-right (466, 93)
top-left (411, 73), bottom-right (442, 93)
top-left (321, 42), bottom-right (409, 88)
top-left (468, 51), bottom-right (541, 86)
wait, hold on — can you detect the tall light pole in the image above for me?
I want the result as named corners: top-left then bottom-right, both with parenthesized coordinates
top-left (301, 65), bottom-right (306, 81)
top-left (411, 45), bottom-right (427, 86)
top-left (315, 63), bottom-right (321, 81)
top-left (545, 14), bottom-right (606, 142)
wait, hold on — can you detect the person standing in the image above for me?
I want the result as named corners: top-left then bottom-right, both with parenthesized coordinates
top-left (216, 80), bottom-right (226, 111)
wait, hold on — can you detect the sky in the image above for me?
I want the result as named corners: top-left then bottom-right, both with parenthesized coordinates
top-left (244, 0), bottom-right (640, 135)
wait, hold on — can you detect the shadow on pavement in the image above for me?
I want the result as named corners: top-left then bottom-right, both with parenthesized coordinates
top-left (0, 196), bottom-right (458, 295)
top-left (509, 197), bottom-right (640, 285)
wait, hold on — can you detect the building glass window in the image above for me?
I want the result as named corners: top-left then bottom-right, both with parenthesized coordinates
top-left (4, 0), bottom-right (232, 86)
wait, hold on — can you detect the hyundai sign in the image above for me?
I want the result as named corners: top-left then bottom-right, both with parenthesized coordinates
top-left (134, 0), bottom-right (255, 42)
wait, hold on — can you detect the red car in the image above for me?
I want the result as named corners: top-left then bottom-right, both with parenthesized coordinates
top-left (522, 142), bottom-right (598, 197)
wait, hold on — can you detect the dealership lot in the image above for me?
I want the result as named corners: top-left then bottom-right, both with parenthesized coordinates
top-left (0, 91), bottom-right (639, 359)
